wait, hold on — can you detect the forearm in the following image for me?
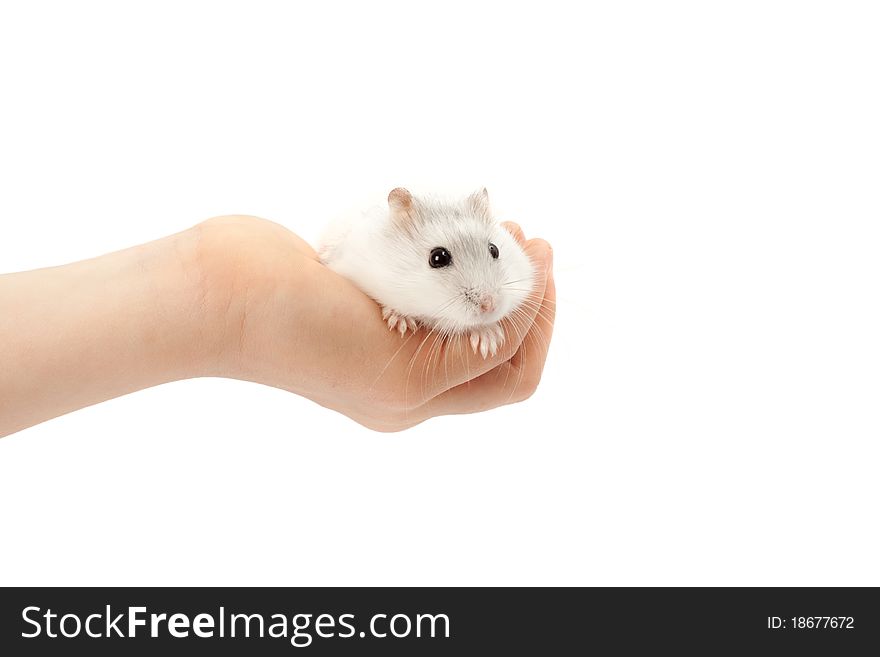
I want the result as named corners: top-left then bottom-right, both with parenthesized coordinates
top-left (0, 226), bottom-right (223, 437)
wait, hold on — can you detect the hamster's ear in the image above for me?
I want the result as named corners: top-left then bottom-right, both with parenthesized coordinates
top-left (388, 187), bottom-right (415, 226)
top-left (467, 187), bottom-right (492, 220)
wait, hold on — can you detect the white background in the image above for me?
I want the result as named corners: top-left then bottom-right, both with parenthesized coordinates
top-left (1, 1), bottom-right (878, 586)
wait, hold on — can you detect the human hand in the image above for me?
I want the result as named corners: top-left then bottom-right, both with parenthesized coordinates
top-left (0, 214), bottom-right (554, 436)
top-left (195, 215), bottom-right (556, 431)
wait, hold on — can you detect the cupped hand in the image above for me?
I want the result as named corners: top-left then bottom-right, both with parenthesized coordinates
top-left (195, 215), bottom-right (555, 431)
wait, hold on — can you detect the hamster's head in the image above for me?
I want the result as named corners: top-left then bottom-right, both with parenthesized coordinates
top-left (385, 187), bottom-right (535, 334)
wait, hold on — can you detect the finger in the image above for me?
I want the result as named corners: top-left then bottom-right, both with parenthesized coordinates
top-left (501, 221), bottom-right (526, 245)
top-left (417, 359), bottom-right (529, 418)
top-left (509, 246), bottom-right (555, 372)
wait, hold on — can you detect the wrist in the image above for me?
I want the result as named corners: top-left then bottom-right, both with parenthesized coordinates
top-left (184, 215), bottom-right (305, 380)
top-left (102, 225), bottom-right (229, 384)
top-left (171, 220), bottom-right (244, 379)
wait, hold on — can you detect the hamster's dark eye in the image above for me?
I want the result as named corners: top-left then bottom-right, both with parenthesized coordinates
top-left (488, 243), bottom-right (499, 259)
top-left (429, 247), bottom-right (452, 268)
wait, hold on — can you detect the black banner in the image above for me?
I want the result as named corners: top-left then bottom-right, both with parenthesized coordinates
top-left (1, 587), bottom-right (877, 654)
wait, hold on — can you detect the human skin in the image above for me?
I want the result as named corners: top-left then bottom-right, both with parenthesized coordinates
top-left (0, 216), bottom-right (555, 437)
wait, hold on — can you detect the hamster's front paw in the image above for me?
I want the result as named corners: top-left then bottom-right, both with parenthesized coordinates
top-left (468, 324), bottom-right (505, 359)
top-left (382, 306), bottom-right (419, 336)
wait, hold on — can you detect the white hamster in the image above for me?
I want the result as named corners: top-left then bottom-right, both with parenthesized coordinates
top-left (318, 187), bottom-right (535, 358)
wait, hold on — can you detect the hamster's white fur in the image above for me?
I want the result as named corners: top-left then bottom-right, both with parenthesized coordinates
top-left (318, 187), bottom-right (535, 358)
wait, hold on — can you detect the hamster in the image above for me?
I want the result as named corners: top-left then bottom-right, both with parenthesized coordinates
top-left (317, 187), bottom-right (535, 358)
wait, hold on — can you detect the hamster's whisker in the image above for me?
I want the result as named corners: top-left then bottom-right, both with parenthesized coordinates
top-left (498, 322), bottom-right (516, 392)
top-left (369, 328), bottom-right (422, 391)
top-left (509, 307), bottom-right (551, 355)
top-left (514, 295), bottom-right (558, 316)
top-left (502, 277), bottom-right (534, 287)
top-left (505, 290), bottom-right (557, 312)
top-left (498, 314), bottom-right (531, 403)
top-left (425, 295), bottom-right (461, 323)
top-left (510, 333), bottom-right (529, 404)
top-left (506, 310), bottom-right (536, 349)
top-left (509, 295), bottom-right (554, 319)
top-left (423, 305), bottom-right (461, 396)
top-left (404, 327), bottom-right (440, 418)
top-left (513, 301), bottom-right (556, 324)
top-left (421, 327), bottom-right (447, 399)
top-left (503, 286), bottom-right (545, 293)
top-left (427, 325), bottom-right (448, 396)
top-left (512, 299), bottom-right (552, 326)
top-left (504, 287), bottom-right (557, 304)
top-left (507, 304), bottom-right (549, 346)
top-left (390, 296), bottom-right (460, 405)
top-left (443, 329), bottom-right (455, 393)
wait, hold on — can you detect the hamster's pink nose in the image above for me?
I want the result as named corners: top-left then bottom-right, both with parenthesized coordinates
top-left (479, 296), bottom-right (497, 314)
